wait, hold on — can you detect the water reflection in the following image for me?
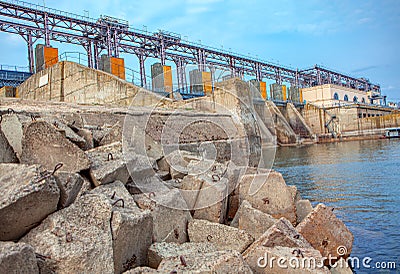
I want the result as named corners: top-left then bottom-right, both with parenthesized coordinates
top-left (271, 140), bottom-right (400, 273)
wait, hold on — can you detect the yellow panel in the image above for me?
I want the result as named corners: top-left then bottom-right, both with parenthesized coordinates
top-left (202, 71), bottom-right (213, 94)
top-left (260, 81), bottom-right (267, 99)
top-left (299, 88), bottom-right (303, 103)
top-left (163, 66), bottom-right (173, 93)
top-left (282, 85), bottom-right (287, 101)
top-left (110, 57), bottom-right (126, 80)
top-left (44, 47), bottom-right (58, 68)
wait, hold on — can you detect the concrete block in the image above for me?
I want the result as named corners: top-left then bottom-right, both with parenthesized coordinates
top-left (133, 189), bottom-right (192, 244)
top-left (243, 218), bottom-right (312, 259)
top-left (181, 173), bottom-right (229, 224)
top-left (157, 250), bottom-right (253, 273)
top-left (54, 172), bottom-right (84, 208)
top-left (297, 204), bottom-right (354, 261)
top-left (76, 128), bottom-right (94, 150)
top-left (231, 200), bottom-right (278, 239)
top-left (21, 194), bottom-right (115, 273)
top-left (244, 245), bottom-right (329, 273)
top-left (86, 142), bottom-right (130, 186)
top-left (91, 181), bottom-right (154, 273)
top-left (0, 114), bottom-right (23, 160)
top-left (188, 219), bottom-right (254, 253)
top-left (0, 163), bottom-right (60, 241)
top-left (288, 185), bottom-right (302, 203)
top-left (44, 117), bottom-right (86, 149)
top-left (239, 172), bottom-right (297, 225)
top-left (148, 242), bottom-right (217, 269)
top-left (296, 199), bottom-right (313, 224)
top-left (99, 122), bottom-right (122, 146)
top-left (21, 121), bottom-right (90, 173)
top-left (0, 242), bottom-right (39, 273)
top-left (0, 128), bottom-right (18, 163)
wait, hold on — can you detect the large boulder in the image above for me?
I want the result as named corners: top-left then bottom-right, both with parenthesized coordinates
top-left (0, 163), bottom-right (60, 241)
top-left (91, 181), bottom-right (153, 273)
top-left (239, 172), bottom-right (296, 225)
top-left (296, 204), bottom-right (354, 261)
top-left (133, 189), bottom-right (192, 244)
top-left (231, 200), bottom-right (277, 239)
top-left (0, 241), bottom-right (39, 273)
top-left (21, 193), bottom-right (115, 273)
top-left (148, 242), bottom-right (217, 269)
top-left (157, 250), bottom-right (253, 273)
top-left (21, 121), bottom-right (90, 173)
top-left (188, 219), bottom-right (254, 253)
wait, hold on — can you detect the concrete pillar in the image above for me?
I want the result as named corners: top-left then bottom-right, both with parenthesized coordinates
top-left (35, 44), bottom-right (58, 72)
top-left (249, 80), bottom-right (267, 99)
top-left (98, 55), bottom-right (125, 80)
top-left (189, 69), bottom-right (212, 95)
top-left (151, 63), bottom-right (173, 96)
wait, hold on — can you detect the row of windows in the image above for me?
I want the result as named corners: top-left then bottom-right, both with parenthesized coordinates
top-left (333, 93), bottom-right (365, 103)
top-left (358, 113), bottom-right (384, 118)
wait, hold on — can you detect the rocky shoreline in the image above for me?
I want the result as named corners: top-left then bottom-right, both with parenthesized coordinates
top-left (0, 97), bottom-right (355, 274)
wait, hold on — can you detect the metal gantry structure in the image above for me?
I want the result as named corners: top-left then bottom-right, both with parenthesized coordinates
top-left (0, 0), bottom-right (381, 94)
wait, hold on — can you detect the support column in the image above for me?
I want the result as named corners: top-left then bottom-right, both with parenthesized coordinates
top-left (93, 42), bottom-right (100, 69)
top-left (27, 32), bottom-right (34, 73)
top-left (160, 39), bottom-right (166, 66)
top-left (138, 53), bottom-right (147, 88)
top-left (44, 13), bottom-right (50, 47)
top-left (85, 40), bottom-right (93, 68)
top-left (113, 31), bottom-right (119, 58)
top-left (106, 27), bottom-right (112, 56)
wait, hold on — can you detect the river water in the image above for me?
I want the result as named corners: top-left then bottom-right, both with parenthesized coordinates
top-left (272, 139), bottom-right (400, 273)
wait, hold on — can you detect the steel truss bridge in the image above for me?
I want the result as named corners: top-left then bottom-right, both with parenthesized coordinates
top-left (0, 0), bottom-right (381, 94)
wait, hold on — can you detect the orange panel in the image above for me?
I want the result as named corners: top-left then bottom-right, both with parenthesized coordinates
top-left (44, 47), bottom-right (58, 68)
top-left (299, 88), bottom-right (303, 103)
top-left (110, 57), bottom-right (126, 80)
top-left (163, 66), bottom-right (173, 93)
top-left (202, 71), bottom-right (212, 94)
top-left (260, 81), bottom-right (267, 99)
top-left (282, 85), bottom-right (287, 101)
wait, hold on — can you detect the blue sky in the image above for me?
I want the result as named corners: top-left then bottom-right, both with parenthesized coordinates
top-left (1, 0), bottom-right (399, 101)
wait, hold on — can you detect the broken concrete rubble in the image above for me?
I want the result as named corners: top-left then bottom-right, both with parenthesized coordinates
top-left (188, 219), bottom-right (254, 253)
top-left (21, 120), bottom-right (90, 173)
top-left (0, 241), bottom-right (39, 273)
top-left (0, 114), bottom-right (23, 161)
top-left (0, 129), bottom-right (18, 163)
top-left (0, 163), bottom-right (60, 241)
top-left (296, 204), bottom-right (354, 261)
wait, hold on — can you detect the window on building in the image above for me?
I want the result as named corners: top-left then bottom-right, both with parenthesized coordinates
top-left (362, 98), bottom-right (366, 104)
top-left (333, 93), bottom-right (339, 100)
top-left (363, 113), bottom-right (367, 118)
top-left (344, 95), bottom-right (349, 101)
top-left (353, 96), bottom-right (358, 103)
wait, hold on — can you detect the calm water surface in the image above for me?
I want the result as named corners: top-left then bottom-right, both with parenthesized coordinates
top-left (272, 139), bottom-right (400, 273)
